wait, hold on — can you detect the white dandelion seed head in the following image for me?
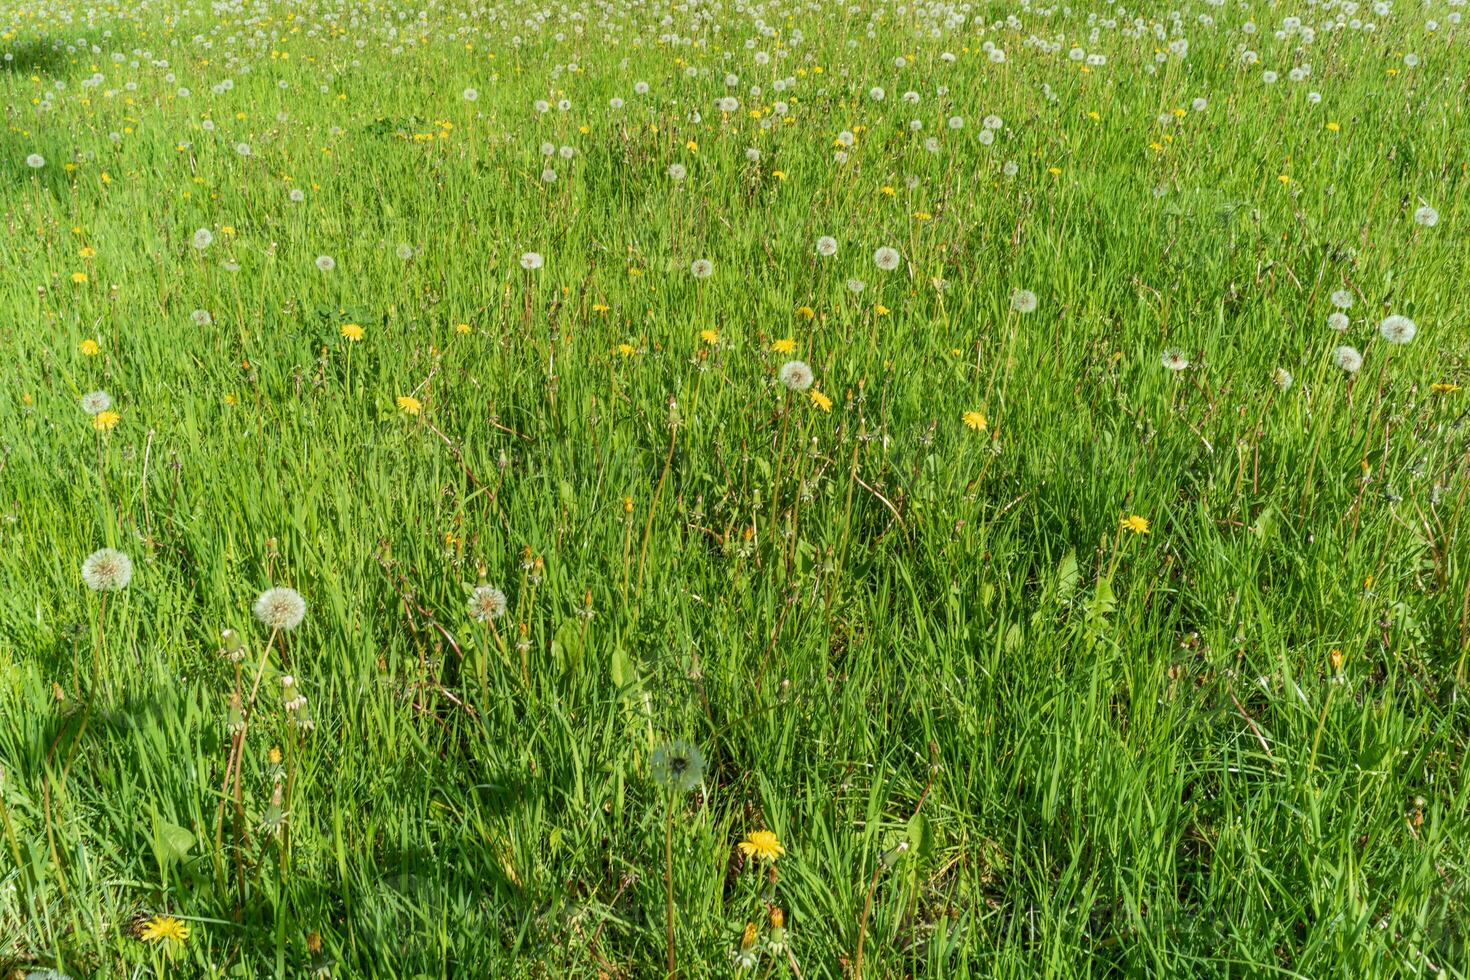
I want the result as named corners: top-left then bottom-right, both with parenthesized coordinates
top-left (1161, 349), bottom-right (1191, 371)
top-left (1332, 345), bottom-right (1364, 373)
top-left (288, 188), bottom-right (305, 202)
top-left (82, 548), bottom-right (133, 592)
top-left (873, 247), bottom-right (901, 271)
top-left (519, 251), bottom-right (544, 270)
top-left (26, 153), bottom-right (46, 169)
top-left (253, 586), bottom-right (307, 631)
top-left (1009, 288), bottom-right (1038, 314)
top-left (1330, 289), bottom-right (1354, 310)
top-left (1413, 205), bottom-right (1438, 227)
top-left (846, 278), bottom-right (866, 294)
top-left (778, 359), bottom-right (814, 391)
top-left (315, 255), bottom-right (336, 272)
top-left (1273, 368), bottom-right (1294, 391)
top-left (690, 258), bottom-right (714, 279)
top-left (468, 584), bottom-right (508, 623)
top-left (80, 390), bottom-right (112, 415)
top-left (191, 308), bottom-right (213, 326)
top-left (1327, 312), bottom-right (1350, 332)
top-left (1378, 315), bottom-right (1416, 344)
top-left (667, 163), bottom-right (687, 181)
top-left (815, 236), bottom-right (838, 257)
top-left (462, 87), bottom-right (478, 102)
top-left (191, 228), bottom-right (214, 250)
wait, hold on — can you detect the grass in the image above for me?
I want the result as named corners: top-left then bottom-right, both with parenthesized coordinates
top-left (1, 0), bottom-right (1468, 975)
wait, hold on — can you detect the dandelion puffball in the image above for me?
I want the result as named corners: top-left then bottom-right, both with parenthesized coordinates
top-left (1332, 345), bottom-right (1363, 373)
top-left (778, 360), bottom-right (814, 391)
top-left (82, 548), bottom-right (133, 592)
top-left (254, 587), bottom-right (307, 631)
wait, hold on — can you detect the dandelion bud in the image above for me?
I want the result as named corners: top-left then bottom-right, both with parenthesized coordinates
top-left (1329, 648), bottom-right (1344, 671)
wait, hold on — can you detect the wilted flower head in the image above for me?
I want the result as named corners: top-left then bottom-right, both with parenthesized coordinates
top-left (80, 390), bottom-right (112, 415)
top-left (82, 548), bottom-right (133, 592)
top-left (253, 587), bottom-right (307, 631)
top-left (1332, 345), bottom-right (1363, 373)
top-left (468, 584), bottom-right (508, 623)
top-left (1378, 315), bottom-right (1417, 345)
top-left (778, 360), bottom-right (814, 391)
top-left (650, 740), bottom-right (705, 793)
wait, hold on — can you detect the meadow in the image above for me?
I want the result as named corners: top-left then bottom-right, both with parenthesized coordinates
top-left (1, 0), bottom-right (1468, 975)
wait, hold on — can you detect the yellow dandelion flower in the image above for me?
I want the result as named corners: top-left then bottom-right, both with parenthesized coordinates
top-left (771, 338), bottom-right (796, 354)
top-left (772, 170), bottom-right (787, 181)
top-left (80, 338), bottom-right (101, 356)
top-left (340, 322), bottom-right (364, 341)
top-left (874, 304), bottom-right (890, 316)
top-left (1120, 514), bottom-right (1150, 535)
top-left (617, 343), bottom-right (636, 357)
top-left (962, 411), bottom-right (987, 432)
top-left (737, 829), bottom-right (785, 862)
top-left (140, 914), bottom-right (190, 945)
top-left (455, 322), bottom-right (472, 334)
top-left (699, 329), bottom-right (719, 345)
top-left (223, 393), bottom-right (238, 406)
top-left (397, 395), bottom-right (423, 415)
top-left (71, 271), bottom-right (88, 283)
top-left (811, 390), bottom-right (832, 412)
top-left (79, 245), bottom-right (96, 258)
top-left (1325, 121), bottom-right (1340, 132)
top-left (93, 410), bottom-right (121, 432)
top-left (795, 306), bottom-right (815, 319)
top-left (880, 185), bottom-right (896, 196)
top-left (1431, 382), bottom-right (1460, 393)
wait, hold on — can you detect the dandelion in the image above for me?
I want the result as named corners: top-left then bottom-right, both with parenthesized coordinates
top-left (80, 391), bottom-right (111, 415)
top-left (690, 258), bottom-right (714, 279)
top-left (1332, 345), bottom-right (1363, 373)
top-left (1009, 288), bottom-right (1037, 314)
top-left (93, 410), bottom-right (121, 432)
top-left (1378, 315), bottom-right (1417, 344)
top-left (191, 228), bottom-right (214, 250)
top-left (1413, 205), bottom-right (1439, 227)
top-left (80, 338), bottom-right (101, 356)
top-left (667, 163), bottom-right (687, 181)
top-left (1161, 349), bottom-right (1190, 371)
top-left (873, 247), bottom-right (901, 271)
top-left (139, 915), bottom-right (189, 946)
top-left (1330, 289), bottom-right (1354, 310)
top-left (771, 338), bottom-right (796, 354)
top-left (650, 740), bottom-right (705, 793)
top-left (814, 235), bottom-right (838, 257)
top-left (397, 395), bottom-right (423, 415)
top-left (191, 309), bottom-right (213, 326)
top-left (733, 922), bottom-right (760, 971)
top-left (738, 829), bottom-right (785, 862)
top-left (26, 153), bottom-right (45, 169)
top-left (519, 251), bottom-right (544, 270)
top-left (1273, 368), bottom-right (1294, 391)
top-left (778, 360), bottom-right (814, 392)
top-left (963, 410), bottom-right (987, 432)
top-left (810, 390), bottom-right (833, 412)
top-left (315, 255), bottom-right (336, 272)
top-left (254, 587), bottom-right (306, 631)
top-left (468, 584), bottom-right (508, 622)
top-left (1120, 515), bottom-right (1150, 535)
top-left (81, 548), bottom-right (133, 592)
top-left (767, 908), bottom-right (789, 956)
top-left (462, 87), bottom-right (478, 102)
top-left (340, 323), bottom-right (364, 342)
top-left (1327, 312), bottom-right (1350, 332)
